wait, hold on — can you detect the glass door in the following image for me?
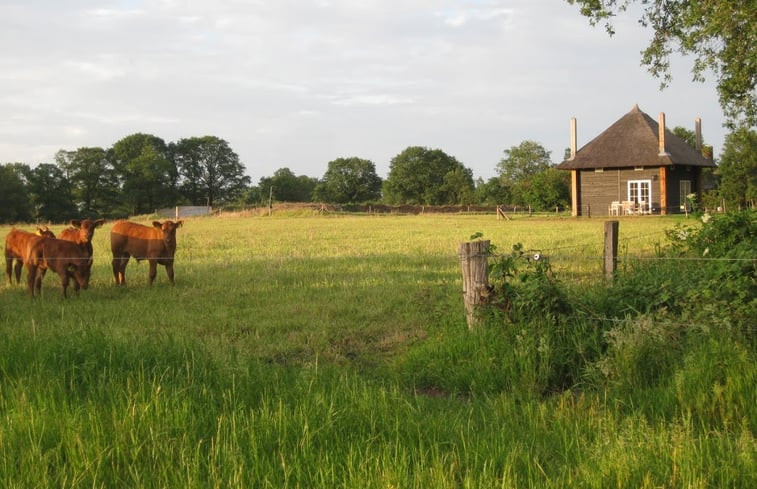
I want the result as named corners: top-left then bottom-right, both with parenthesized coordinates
top-left (680, 180), bottom-right (692, 212)
top-left (628, 180), bottom-right (652, 214)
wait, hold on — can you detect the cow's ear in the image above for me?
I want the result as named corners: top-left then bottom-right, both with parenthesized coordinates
top-left (71, 220), bottom-right (81, 228)
top-left (176, 220), bottom-right (184, 228)
top-left (94, 219), bottom-right (105, 228)
top-left (153, 221), bottom-right (162, 229)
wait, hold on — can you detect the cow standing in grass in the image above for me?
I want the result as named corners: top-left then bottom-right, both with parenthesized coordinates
top-left (4, 226), bottom-right (56, 285)
top-left (59, 218), bottom-right (105, 260)
top-left (110, 220), bottom-right (183, 286)
top-left (25, 238), bottom-right (92, 298)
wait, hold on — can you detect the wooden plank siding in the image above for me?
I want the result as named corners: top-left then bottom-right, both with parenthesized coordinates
top-left (573, 166), bottom-right (704, 216)
top-left (577, 167), bottom-right (660, 216)
top-left (665, 165), bottom-right (703, 214)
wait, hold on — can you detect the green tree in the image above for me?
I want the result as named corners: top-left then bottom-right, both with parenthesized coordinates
top-left (566, 0), bottom-right (756, 128)
top-left (383, 146), bottom-right (474, 205)
top-left (0, 163), bottom-right (32, 223)
top-left (111, 133), bottom-right (177, 215)
top-left (442, 166), bottom-right (475, 205)
top-left (474, 176), bottom-right (512, 205)
top-left (172, 136), bottom-right (250, 206)
top-left (258, 168), bottom-right (317, 203)
top-left (23, 163), bottom-right (77, 222)
top-left (313, 157), bottom-right (382, 204)
top-left (56, 147), bottom-right (118, 217)
top-left (497, 141), bottom-right (552, 186)
top-left (717, 127), bottom-right (757, 209)
top-left (672, 126), bottom-right (697, 148)
top-left (518, 167), bottom-right (571, 211)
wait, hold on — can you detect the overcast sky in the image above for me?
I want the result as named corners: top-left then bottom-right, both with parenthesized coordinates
top-left (1, 0), bottom-right (726, 182)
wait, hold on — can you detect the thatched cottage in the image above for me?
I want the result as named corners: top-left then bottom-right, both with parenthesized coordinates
top-left (557, 105), bottom-right (715, 216)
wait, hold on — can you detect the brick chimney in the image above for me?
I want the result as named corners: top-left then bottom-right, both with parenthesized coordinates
top-left (695, 117), bottom-right (702, 152)
top-left (570, 117), bottom-right (577, 160)
top-left (658, 112), bottom-right (670, 156)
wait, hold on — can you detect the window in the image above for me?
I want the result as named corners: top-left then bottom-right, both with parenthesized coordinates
top-left (680, 180), bottom-right (692, 212)
top-left (628, 179), bottom-right (652, 213)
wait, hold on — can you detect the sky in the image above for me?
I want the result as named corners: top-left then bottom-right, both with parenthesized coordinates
top-left (1, 0), bottom-right (727, 183)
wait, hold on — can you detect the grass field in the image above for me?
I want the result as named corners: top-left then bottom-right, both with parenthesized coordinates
top-left (1, 213), bottom-right (753, 488)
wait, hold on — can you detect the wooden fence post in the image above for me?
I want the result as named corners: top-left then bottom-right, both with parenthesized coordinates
top-left (604, 220), bottom-right (619, 280)
top-left (459, 240), bottom-right (490, 329)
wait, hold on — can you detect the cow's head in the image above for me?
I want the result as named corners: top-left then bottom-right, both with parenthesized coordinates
top-left (35, 226), bottom-right (56, 239)
top-left (69, 218), bottom-right (105, 245)
top-left (153, 220), bottom-right (183, 250)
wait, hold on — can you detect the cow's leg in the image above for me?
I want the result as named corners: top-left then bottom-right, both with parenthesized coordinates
top-left (26, 264), bottom-right (36, 297)
top-left (111, 257), bottom-right (119, 284)
top-left (71, 271), bottom-right (80, 296)
top-left (165, 261), bottom-right (175, 285)
top-left (14, 259), bottom-right (23, 284)
top-left (35, 268), bottom-right (45, 295)
top-left (61, 273), bottom-right (69, 298)
top-left (5, 254), bottom-right (13, 285)
top-left (148, 260), bottom-right (158, 285)
top-left (112, 254), bottom-right (129, 285)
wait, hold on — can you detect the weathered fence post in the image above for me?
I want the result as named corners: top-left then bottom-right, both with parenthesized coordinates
top-left (604, 220), bottom-right (619, 280)
top-left (459, 240), bottom-right (490, 329)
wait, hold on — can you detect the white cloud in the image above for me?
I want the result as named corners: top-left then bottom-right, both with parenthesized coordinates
top-left (0, 0), bottom-right (728, 181)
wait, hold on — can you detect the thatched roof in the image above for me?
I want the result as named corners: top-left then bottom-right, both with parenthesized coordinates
top-left (557, 105), bottom-right (715, 170)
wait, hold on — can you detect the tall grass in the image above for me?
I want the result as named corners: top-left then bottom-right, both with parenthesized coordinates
top-left (1, 213), bottom-right (753, 487)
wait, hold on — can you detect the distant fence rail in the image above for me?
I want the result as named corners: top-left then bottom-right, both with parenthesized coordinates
top-left (216, 203), bottom-right (569, 216)
top-left (155, 206), bottom-right (213, 219)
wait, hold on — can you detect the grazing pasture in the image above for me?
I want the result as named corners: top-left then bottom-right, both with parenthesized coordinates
top-left (0, 213), bottom-right (753, 488)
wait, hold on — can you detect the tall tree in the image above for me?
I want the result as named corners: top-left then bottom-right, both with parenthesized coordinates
top-left (111, 133), bottom-right (177, 215)
top-left (518, 167), bottom-right (571, 211)
top-left (442, 166), bottom-right (475, 205)
top-left (313, 157), bottom-right (382, 203)
top-left (566, 0), bottom-right (757, 128)
top-left (0, 163), bottom-right (32, 223)
top-left (23, 163), bottom-right (77, 222)
top-left (172, 136), bottom-right (250, 206)
top-left (497, 141), bottom-right (552, 186)
top-left (56, 148), bottom-right (118, 217)
top-left (474, 176), bottom-right (512, 205)
top-left (258, 168), bottom-right (317, 203)
top-left (717, 127), bottom-right (757, 209)
top-left (672, 126), bottom-right (697, 149)
top-left (383, 146), bottom-right (474, 205)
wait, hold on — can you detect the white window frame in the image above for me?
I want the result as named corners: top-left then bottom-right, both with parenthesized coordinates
top-left (628, 179), bottom-right (652, 214)
top-left (680, 180), bottom-right (692, 212)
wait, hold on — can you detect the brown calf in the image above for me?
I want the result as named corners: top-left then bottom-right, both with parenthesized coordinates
top-left (26, 238), bottom-right (92, 298)
top-left (59, 218), bottom-right (104, 259)
top-left (4, 226), bottom-right (56, 285)
top-left (110, 220), bottom-right (183, 286)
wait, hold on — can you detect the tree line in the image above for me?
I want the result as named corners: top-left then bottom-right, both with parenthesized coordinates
top-left (2, 126), bottom-right (755, 223)
top-left (1, 133), bottom-right (250, 223)
top-left (0, 134), bottom-right (575, 223)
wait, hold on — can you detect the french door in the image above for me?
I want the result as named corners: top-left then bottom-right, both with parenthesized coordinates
top-left (628, 180), bottom-right (652, 213)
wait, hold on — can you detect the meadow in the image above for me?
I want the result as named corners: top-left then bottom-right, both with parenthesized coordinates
top-left (1, 213), bottom-right (754, 488)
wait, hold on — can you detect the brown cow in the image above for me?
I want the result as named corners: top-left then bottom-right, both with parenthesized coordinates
top-left (110, 220), bottom-right (183, 286)
top-left (59, 218), bottom-right (104, 259)
top-left (26, 237), bottom-right (92, 298)
top-left (4, 226), bottom-right (56, 285)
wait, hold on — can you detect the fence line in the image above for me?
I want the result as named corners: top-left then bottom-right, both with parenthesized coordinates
top-left (14, 251), bottom-right (756, 263)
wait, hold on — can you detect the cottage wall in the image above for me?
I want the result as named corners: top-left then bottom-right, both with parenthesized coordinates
top-left (664, 166), bottom-right (702, 213)
top-left (577, 167), bottom-right (660, 216)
